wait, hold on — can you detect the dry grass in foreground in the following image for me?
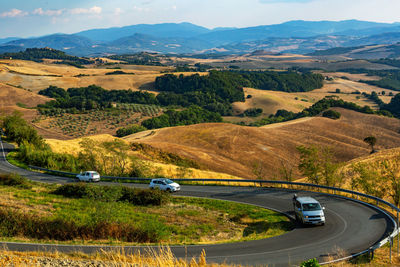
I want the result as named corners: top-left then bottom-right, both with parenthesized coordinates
top-left (0, 247), bottom-right (235, 267)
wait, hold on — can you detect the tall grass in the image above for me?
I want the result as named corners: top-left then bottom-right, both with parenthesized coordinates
top-left (0, 247), bottom-right (232, 267)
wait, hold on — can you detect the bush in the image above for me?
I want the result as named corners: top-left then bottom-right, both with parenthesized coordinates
top-left (300, 258), bottom-right (320, 267)
top-left (116, 124), bottom-right (147, 137)
top-left (243, 108), bottom-right (263, 117)
top-left (53, 183), bottom-right (170, 206)
top-left (0, 207), bottom-right (165, 242)
top-left (0, 174), bottom-right (32, 189)
top-left (120, 187), bottom-right (171, 206)
top-left (322, 110), bottom-right (341, 120)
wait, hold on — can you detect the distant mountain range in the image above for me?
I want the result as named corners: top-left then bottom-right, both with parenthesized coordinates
top-left (1, 20), bottom-right (400, 57)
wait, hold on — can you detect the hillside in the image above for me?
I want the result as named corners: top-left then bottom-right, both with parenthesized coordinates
top-left (124, 108), bottom-right (400, 179)
top-left (0, 59), bottom-right (171, 92)
top-left (45, 134), bottom-right (245, 180)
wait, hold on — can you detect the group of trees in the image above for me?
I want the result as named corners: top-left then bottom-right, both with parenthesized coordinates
top-left (248, 96), bottom-right (390, 127)
top-left (239, 71), bottom-right (324, 92)
top-left (38, 85), bottom-right (158, 111)
top-left (155, 71), bottom-right (247, 114)
top-left (141, 106), bottom-right (222, 129)
top-left (0, 48), bottom-right (94, 65)
top-left (107, 53), bottom-right (165, 66)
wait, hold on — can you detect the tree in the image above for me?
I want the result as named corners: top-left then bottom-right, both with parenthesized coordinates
top-left (322, 110), bottom-right (341, 120)
top-left (351, 163), bottom-right (386, 198)
top-left (297, 145), bottom-right (343, 186)
top-left (101, 139), bottom-right (130, 177)
top-left (380, 155), bottom-right (400, 206)
top-left (1, 111), bottom-right (44, 148)
top-left (363, 136), bottom-right (377, 153)
top-left (252, 161), bottom-right (265, 180)
top-left (279, 160), bottom-right (294, 182)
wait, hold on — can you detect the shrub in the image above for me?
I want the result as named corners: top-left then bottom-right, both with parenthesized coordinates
top-left (0, 174), bottom-right (32, 189)
top-left (53, 183), bottom-right (123, 202)
top-left (243, 108), bottom-right (263, 117)
top-left (322, 110), bottom-right (341, 120)
top-left (116, 124), bottom-right (147, 137)
top-left (300, 258), bottom-right (320, 267)
top-left (0, 207), bottom-right (165, 242)
top-left (120, 187), bottom-right (171, 206)
top-left (53, 183), bottom-right (170, 206)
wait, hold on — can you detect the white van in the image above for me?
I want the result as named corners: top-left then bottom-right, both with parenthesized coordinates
top-left (293, 196), bottom-right (325, 225)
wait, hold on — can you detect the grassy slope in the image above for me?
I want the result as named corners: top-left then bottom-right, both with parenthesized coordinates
top-left (229, 76), bottom-right (397, 123)
top-left (0, 59), bottom-right (203, 92)
top-left (0, 180), bottom-right (291, 245)
top-left (45, 135), bottom-right (245, 180)
top-left (124, 108), bottom-right (400, 180)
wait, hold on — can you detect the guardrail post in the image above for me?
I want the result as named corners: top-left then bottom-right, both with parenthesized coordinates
top-left (390, 236), bottom-right (393, 264)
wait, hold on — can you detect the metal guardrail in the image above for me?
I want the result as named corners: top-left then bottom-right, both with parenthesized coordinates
top-left (28, 164), bottom-right (400, 264)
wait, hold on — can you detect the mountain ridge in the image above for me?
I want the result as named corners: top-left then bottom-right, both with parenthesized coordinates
top-left (2, 20), bottom-right (400, 56)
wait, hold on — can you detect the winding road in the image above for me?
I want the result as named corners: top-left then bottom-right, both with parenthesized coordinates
top-left (0, 139), bottom-right (395, 266)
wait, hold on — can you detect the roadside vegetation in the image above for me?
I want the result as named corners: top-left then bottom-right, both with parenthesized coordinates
top-left (0, 173), bottom-right (292, 245)
top-left (297, 144), bottom-right (400, 207)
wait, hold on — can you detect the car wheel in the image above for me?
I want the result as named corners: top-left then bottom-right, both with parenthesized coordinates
top-left (166, 188), bottom-right (171, 192)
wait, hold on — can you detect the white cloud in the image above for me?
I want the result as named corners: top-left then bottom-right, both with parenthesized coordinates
top-left (32, 8), bottom-right (64, 16)
top-left (133, 6), bottom-right (150, 12)
top-left (114, 7), bottom-right (124, 16)
top-left (0, 8), bottom-right (28, 18)
top-left (70, 6), bottom-right (102, 15)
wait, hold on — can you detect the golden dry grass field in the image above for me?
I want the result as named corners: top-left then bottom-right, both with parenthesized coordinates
top-left (0, 59), bottom-right (206, 92)
top-left (123, 108), bottom-right (400, 180)
top-left (229, 76), bottom-right (396, 122)
top-left (46, 134), bottom-right (245, 180)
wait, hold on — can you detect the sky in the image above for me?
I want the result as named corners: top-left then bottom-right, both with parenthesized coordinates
top-left (1, 0), bottom-right (400, 38)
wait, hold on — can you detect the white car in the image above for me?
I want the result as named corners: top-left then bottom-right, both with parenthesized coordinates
top-left (149, 178), bottom-right (180, 192)
top-left (76, 171), bottom-right (101, 182)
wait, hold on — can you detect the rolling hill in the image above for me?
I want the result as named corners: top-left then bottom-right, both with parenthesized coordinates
top-left (309, 43), bottom-right (400, 59)
top-left (123, 108), bottom-right (400, 180)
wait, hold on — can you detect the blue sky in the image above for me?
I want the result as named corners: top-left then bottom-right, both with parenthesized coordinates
top-left (1, 0), bottom-right (400, 38)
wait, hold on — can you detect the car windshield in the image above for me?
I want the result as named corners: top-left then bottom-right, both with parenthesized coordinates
top-left (165, 179), bottom-right (174, 184)
top-left (302, 203), bottom-right (321, 211)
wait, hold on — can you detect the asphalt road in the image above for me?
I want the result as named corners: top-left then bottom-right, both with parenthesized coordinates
top-left (0, 139), bottom-right (395, 266)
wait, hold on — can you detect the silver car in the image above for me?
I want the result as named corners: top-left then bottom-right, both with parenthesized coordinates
top-left (293, 196), bottom-right (325, 225)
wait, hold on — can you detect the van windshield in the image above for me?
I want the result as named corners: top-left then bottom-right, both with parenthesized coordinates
top-left (302, 203), bottom-right (321, 211)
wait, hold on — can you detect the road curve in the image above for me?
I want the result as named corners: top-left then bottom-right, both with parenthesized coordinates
top-left (0, 139), bottom-right (395, 266)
